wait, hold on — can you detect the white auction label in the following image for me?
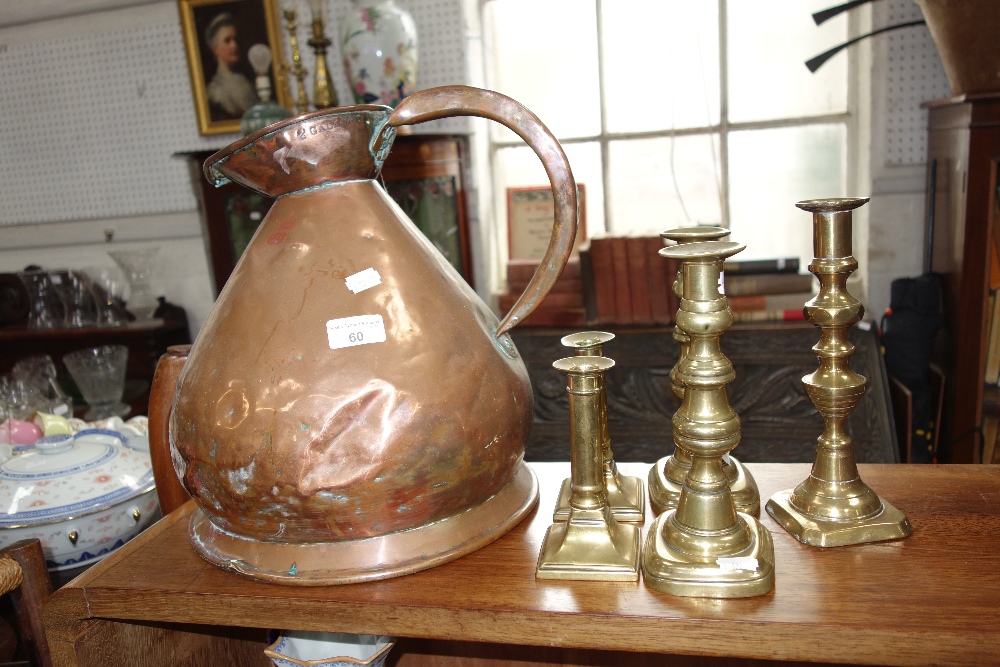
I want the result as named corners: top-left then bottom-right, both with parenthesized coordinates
top-left (326, 315), bottom-right (386, 350)
top-left (345, 267), bottom-right (382, 294)
top-left (716, 557), bottom-right (758, 571)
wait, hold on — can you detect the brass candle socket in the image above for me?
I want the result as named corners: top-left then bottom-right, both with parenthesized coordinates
top-left (552, 332), bottom-right (644, 524)
top-left (308, 13), bottom-right (339, 109)
top-left (766, 198), bottom-right (912, 547)
top-left (648, 227), bottom-right (760, 518)
top-left (642, 240), bottom-right (774, 598)
top-left (536, 356), bottom-right (640, 581)
top-left (283, 9), bottom-right (311, 114)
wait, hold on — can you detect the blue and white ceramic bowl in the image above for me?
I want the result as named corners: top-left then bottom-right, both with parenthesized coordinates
top-left (0, 429), bottom-right (157, 570)
top-left (265, 632), bottom-right (395, 667)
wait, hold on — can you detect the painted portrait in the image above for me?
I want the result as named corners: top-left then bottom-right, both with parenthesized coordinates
top-left (179, 0), bottom-right (290, 135)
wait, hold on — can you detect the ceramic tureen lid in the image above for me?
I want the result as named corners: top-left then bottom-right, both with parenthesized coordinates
top-left (0, 429), bottom-right (154, 529)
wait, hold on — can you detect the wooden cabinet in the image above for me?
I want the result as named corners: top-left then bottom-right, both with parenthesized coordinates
top-left (925, 94), bottom-right (1000, 462)
top-left (512, 322), bottom-right (898, 464)
top-left (184, 134), bottom-right (472, 296)
top-left (43, 463), bottom-right (1000, 666)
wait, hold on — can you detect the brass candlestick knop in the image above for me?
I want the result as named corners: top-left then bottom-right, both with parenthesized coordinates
top-left (307, 5), bottom-right (338, 109)
top-left (552, 332), bottom-right (644, 524)
top-left (283, 9), bottom-right (311, 114)
top-left (642, 240), bottom-right (774, 598)
top-left (766, 198), bottom-right (912, 547)
top-left (536, 356), bottom-right (640, 581)
top-left (648, 227), bottom-right (760, 518)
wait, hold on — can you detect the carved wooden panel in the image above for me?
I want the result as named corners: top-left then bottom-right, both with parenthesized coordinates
top-left (511, 323), bottom-right (898, 464)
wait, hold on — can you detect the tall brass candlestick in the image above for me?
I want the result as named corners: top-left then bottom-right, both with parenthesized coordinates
top-left (647, 227), bottom-right (760, 518)
top-left (307, 5), bottom-right (338, 109)
top-left (765, 198), bottom-right (912, 547)
top-left (642, 240), bottom-right (774, 598)
top-left (283, 9), bottom-right (311, 114)
top-left (536, 356), bottom-right (640, 581)
top-left (552, 332), bottom-right (644, 523)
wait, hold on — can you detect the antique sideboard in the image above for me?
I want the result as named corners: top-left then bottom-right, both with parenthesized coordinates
top-left (44, 462), bottom-right (1000, 667)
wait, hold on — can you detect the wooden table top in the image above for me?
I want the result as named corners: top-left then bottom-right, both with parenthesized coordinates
top-left (45, 463), bottom-right (1000, 666)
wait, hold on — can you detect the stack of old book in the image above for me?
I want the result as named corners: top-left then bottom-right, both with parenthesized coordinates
top-left (497, 255), bottom-right (587, 326)
top-left (583, 235), bottom-right (678, 325)
top-left (722, 257), bottom-right (815, 322)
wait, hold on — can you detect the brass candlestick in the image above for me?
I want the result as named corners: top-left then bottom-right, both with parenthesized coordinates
top-left (283, 9), bottom-right (311, 114)
top-left (307, 5), bottom-right (339, 109)
top-left (536, 356), bottom-right (640, 581)
top-left (647, 227), bottom-right (760, 518)
top-left (766, 198), bottom-right (912, 547)
top-left (552, 332), bottom-right (644, 523)
top-left (642, 240), bottom-right (774, 598)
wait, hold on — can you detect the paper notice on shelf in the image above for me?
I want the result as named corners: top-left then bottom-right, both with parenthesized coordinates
top-left (326, 315), bottom-right (386, 350)
top-left (345, 268), bottom-right (382, 294)
top-left (716, 557), bottom-right (758, 572)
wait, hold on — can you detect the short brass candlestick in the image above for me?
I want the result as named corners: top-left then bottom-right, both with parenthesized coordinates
top-left (536, 356), bottom-right (640, 581)
top-left (553, 332), bottom-right (644, 523)
top-left (766, 198), bottom-right (912, 547)
top-left (642, 240), bottom-right (774, 598)
top-left (307, 8), bottom-right (338, 109)
top-left (283, 9), bottom-right (311, 114)
top-left (648, 227), bottom-right (760, 518)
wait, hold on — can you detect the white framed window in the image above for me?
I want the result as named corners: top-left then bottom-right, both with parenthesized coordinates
top-left (481, 0), bottom-right (861, 269)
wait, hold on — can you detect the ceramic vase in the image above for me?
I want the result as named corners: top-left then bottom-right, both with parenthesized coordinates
top-left (340, 0), bottom-right (418, 107)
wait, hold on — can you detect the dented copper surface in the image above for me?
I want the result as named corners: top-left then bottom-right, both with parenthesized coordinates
top-left (171, 86), bottom-right (578, 584)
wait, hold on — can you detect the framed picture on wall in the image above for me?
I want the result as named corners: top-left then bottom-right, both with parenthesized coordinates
top-left (178, 0), bottom-right (290, 135)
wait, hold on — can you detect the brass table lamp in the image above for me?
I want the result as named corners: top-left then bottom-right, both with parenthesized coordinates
top-left (642, 240), bottom-right (774, 598)
top-left (765, 198), bottom-right (913, 547)
top-left (552, 332), bottom-right (644, 524)
top-left (536, 356), bottom-right (640, 581)
top-left (648, 227), bottom-right (760, 517)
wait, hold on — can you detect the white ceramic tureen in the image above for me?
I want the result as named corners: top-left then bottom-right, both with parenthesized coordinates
top-left (0, 429), bottom-right (158, 570)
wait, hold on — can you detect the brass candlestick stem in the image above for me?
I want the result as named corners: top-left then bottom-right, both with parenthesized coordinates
top-left (553, 332), bottom-right (644, 523)
top-left (765, 198), bottom-right (912, 547)
top-left (283, 9), bottom-right (311, 114)
top-left (308, 13), bottom-right (338, 109)
top-left (648, 227), bottom-right (760, 518)
top-left (536, 356), bottom-right (640, 581)
top-left (642, 240), bottom-right (774, 598)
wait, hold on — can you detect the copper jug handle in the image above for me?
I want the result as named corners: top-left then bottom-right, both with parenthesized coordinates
top-left (378, 85), bottom-right (578, 337)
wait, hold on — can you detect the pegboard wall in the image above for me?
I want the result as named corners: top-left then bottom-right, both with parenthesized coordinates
top-left (0, 0), bottom-right (470, 227)
top-left (883, 0), bottom-right (950, 167)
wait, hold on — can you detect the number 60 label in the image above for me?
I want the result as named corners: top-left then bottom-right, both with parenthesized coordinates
top-left (326, 315), bottom-right (387, 350)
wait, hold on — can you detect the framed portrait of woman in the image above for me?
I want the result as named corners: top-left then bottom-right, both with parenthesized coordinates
top-left (178, 0), bottom-right (291, 135)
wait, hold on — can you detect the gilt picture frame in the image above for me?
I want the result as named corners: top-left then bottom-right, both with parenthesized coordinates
top-left (178, 0), bottom-right (291, 135)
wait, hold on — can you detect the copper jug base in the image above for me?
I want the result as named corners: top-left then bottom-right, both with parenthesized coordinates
top-left (187, 462), bottom-right (538, 585)
top-left (766, 490), bottom-right (912, 548)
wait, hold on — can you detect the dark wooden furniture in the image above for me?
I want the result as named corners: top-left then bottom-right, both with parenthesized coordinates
top-left (0, 319), bottom-right (190, 418)
top-left (44, 462), bottom-right (1000, 667)
top-left (183, 133), bottom-right (472, 296)
top-left (1, 540), bottom-right (53, 667)
top-left (512, 322), bottom-right (898, 464)
top-left (924, 94), bottom-right (1000, 462)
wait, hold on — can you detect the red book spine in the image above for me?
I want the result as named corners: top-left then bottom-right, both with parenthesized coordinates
top-left (627, 236), bottom-right (653, 325)
top-left (645, 236), bottom-right (673, 325)
top-left (588, 238), bottom-right (617, 324)
top-left (609, 236), bottom-right (633, 324)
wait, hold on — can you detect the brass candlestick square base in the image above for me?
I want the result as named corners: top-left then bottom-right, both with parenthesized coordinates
top-left (642, 511), bottom-right (775, 598)
top-left (553, 474), bottom-right (644, 523)
top-left (536, 508), bottom-right (640, 581)
top-left (766, 491), bottom-right (912, 548)
top-left (648, 455), bottom-right (760, 517)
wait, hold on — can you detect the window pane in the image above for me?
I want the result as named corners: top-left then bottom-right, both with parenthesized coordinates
top-left (493, 142), bottom-right (605, 248)
top-left (603, 1), bottom-right (720, 133)
top-left (484, 0), bottom-right (601, 141)
top-left (607, 134), bottom-right (722, 234)
top-left (727, 124), bottom-right (846, 267)
top-left (727, 0), bottom-right (848, 123)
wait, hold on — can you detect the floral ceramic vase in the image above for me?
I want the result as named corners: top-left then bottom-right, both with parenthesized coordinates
top-left (341, 0), bottom-right (418, 107)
